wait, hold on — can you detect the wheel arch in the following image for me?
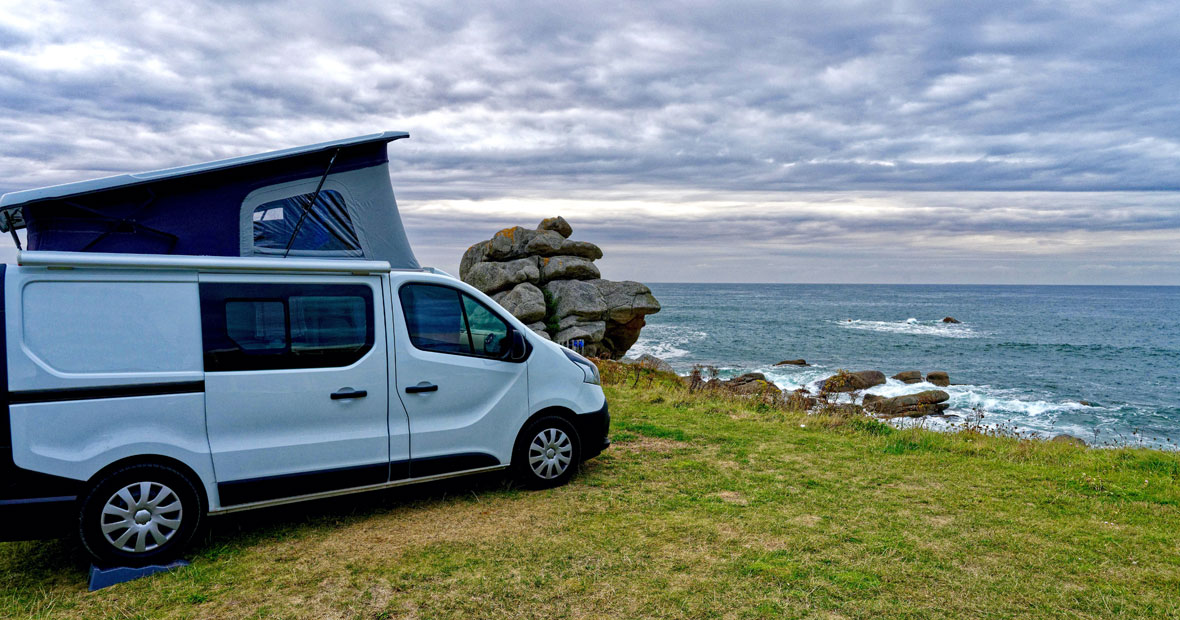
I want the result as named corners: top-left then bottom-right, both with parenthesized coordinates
top-left (85, 454), bottom-right (209, 510)
top-left (515, 406), bottom-right (582, 455)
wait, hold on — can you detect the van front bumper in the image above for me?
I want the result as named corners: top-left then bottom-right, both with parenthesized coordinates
top-left (574, 400), bottom-right (610, 461)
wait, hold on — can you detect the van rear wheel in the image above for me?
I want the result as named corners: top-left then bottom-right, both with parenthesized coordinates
top-left (514, 416), bottom-right (581, 489)
top-left (79, 463), bottom-right (204, 567)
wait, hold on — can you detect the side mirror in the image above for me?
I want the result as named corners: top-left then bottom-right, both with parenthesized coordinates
top-left (508, 329), bottom-right (528, 361)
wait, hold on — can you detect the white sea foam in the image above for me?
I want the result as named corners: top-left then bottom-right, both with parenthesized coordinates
top-left (626, 325), bottom-right (707, 361)
top-left (859, 379), bottom-right (1086, 416)
top-left (759, 365), bottom-right (833, 392)
top-left (837, 318), bottom-right (979, 338)
top-left (846, 378), bottom-right (1106, 440)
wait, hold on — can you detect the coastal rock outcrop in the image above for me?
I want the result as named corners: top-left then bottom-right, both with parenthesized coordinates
top-left (892, 370), bottom-right (923, 384)
top-left (1051, 434), bottom-right (1087, 447)
top-left (775, 359), bottom-right (808, 366)
top-left (461, 218), bottom-right (660, 359)
top-left (724, 373), bottom-right (783, 397)
top-left (926, 371), bottom-right (950, 387)
top-left (942, 317), bottom-right (961, 324)
top-left (625, 353), bottom-right (675, 374)
top-left (863, 390), bottom-right (950, 417)
top-left (820, 370), bottom-right (886, 393)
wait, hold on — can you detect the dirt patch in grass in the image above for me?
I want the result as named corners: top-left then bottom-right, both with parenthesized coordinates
top-left (715, 491), bottom-right (749, 505)
top-left (790, 514), bottom-right (823, 528)
top-left (612, 435), bottom-right (687, 454)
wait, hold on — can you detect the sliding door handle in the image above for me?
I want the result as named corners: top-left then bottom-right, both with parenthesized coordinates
top-left (405, 382), bottom-right (438, 394)
top-left (331, 388), bottom-right (368, 400)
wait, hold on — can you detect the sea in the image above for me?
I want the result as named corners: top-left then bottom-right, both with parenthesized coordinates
top-left (627, 284), bottom-right (1180, 450)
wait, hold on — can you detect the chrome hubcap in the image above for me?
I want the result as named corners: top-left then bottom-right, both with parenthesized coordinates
top-left (100, 482), bottom-right (183, 554)
top-left (529, 428), bottom-right (573, 479)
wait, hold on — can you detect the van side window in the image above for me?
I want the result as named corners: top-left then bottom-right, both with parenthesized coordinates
top-left (399, 284), bottom-right (472, 354)
top-left (290, 296), bottom-right (368, 354)
top-left (251, 190), bottom-right (363, 256)
top-left (398, 284), bottom-right (512, 359)
top-left (462, 295), bottom-right (510, 358)
top-left (201, 283), bottom-right (374, 371)
top-left (225, 300), bottom-right (287, 352)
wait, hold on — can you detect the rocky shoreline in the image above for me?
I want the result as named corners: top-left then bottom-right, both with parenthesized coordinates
top-left (621, 356), bottom-right (1093, 445)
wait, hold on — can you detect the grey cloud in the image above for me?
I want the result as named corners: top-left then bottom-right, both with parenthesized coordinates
top-left (1, 1), bottom-right (1179, 283)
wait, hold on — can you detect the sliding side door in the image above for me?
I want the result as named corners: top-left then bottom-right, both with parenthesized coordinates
top-left (200, 274), bottom-right (404, 507)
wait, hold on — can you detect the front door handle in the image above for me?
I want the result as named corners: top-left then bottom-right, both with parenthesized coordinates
top-left (331, 388), bottom-right (368, 400)
top-left (405, 382), bottom-right (438, 394)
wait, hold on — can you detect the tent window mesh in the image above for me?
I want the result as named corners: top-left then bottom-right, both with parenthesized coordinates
top-left (252, 189), bottom-right (362, 256)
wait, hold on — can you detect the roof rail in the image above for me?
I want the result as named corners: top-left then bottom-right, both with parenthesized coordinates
top-left (17, 251), bottom-right (394, 274)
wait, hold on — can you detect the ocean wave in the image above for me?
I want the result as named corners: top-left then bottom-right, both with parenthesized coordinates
top-left (627, 325), bottom-right (708, 361)
top-left (758, 365), bottom-right (833, 392)
top-left (860, 379), bottom-right (1087, 416)
top-left (837, 318), bottom-right (979, 338)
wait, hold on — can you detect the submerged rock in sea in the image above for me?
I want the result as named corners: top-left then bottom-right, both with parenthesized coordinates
top-left (942, 317), bottom-right (961, 323)
top-left (892, 370), bottom-right (923, 384)
top-left (775, 359), bottom-right (808, 366)
top-left (820, 370), bottom-right (886, 393)
top-left (926, 371), bottom-right (950, 387)
top-left (864, 390), bottom-right (950, 418)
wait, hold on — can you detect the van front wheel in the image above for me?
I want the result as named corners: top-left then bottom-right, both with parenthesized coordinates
top-left (79, 463), bottom-right (204, 567)
top-left (514, 416), bottom-right (581, 489)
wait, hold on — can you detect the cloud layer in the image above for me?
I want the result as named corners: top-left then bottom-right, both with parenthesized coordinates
top-left (1, 1), bottom-right (1178, 283)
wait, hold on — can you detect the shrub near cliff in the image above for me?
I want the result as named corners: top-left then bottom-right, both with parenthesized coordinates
top-left (461, 217), bottom-right (660, 358)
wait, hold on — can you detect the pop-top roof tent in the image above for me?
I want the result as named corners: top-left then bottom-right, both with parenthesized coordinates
top-left (0, 131), bottom-right (420, 268)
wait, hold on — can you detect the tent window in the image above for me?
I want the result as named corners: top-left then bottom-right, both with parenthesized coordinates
top-left (252, 189), bottom-right (362, 256)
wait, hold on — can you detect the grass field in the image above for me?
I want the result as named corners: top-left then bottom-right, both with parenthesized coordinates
top-left (3, 367), bottom-right (1179, 619)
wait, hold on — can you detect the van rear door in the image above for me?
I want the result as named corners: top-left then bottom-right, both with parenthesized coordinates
top-left (199, 275), bottom-right (403, 507)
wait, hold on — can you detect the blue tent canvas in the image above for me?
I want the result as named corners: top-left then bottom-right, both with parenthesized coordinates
top-left (0, 132), bottom-right (420, 269)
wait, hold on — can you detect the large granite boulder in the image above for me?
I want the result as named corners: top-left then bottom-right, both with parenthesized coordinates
top-left (626, 353), bottom-right (675, 374)
top-left (926, 371), bottom-right (950, 387)
top-left (892, 370), bottom-right (922, 384)
top-left (492, 283), bottom-right (546, 324)
top-left (538, 216), bottom-right (573, 238)
top-left (820, 370), bottom-right (886, 393)
top-left (462, 218), bottom-right (660, 359)
top-left (525, 230), bottom-right (567, 256)
top-left (540, 256), bottom-right (600, 281)
top-left (544, 279), bottom-right (608, 320)
top-left (863, 390), bottom-right (950, 417)
top-left (464, 257), bottom-right (539, 295)
top-left (559, 239), bottom-right (603, 260)
top-left (724, 372), bottom-right (783, 397)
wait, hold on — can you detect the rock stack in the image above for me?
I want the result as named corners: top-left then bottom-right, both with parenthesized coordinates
top-left (460, 217), bottom-right (660, 359)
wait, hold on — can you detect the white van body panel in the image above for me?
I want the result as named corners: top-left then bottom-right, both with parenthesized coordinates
top-left (8, 394), bottom-right (217, 502)
top-left (5, 266), bottom-right (215, 501)
top-left (526, 338), bottom-right (607, 417)
top-left (6, 269), bottom-right (203, 390)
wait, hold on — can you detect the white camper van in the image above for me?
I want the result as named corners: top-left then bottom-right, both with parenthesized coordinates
top-left (0, 134), bottom-right (609, 566)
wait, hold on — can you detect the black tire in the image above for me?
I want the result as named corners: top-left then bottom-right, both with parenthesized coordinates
top-left (513, 416), bottom-right (581, 489)
top-left (79, 463), bottom-right (204, 567)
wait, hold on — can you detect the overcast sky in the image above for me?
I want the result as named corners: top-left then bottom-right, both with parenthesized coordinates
top-left (1, 0), bottom-right (1178, 284)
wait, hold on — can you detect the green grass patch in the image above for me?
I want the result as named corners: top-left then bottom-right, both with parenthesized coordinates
top-left (3, 372), bottom-right (1180, 618)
